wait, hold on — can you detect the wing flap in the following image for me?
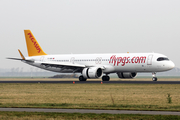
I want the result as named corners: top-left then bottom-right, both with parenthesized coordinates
top-left (38, 61), bottom-right (86, 68)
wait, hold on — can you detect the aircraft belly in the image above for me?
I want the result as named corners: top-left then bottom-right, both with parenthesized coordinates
top-left (115, 65), bottom-right (135, 72)
top-left (134, 64), bottom-right (148, 72)
top-left (103, 65), bottom-right (116, 73)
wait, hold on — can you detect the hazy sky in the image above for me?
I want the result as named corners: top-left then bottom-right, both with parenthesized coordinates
top-left (0, 0), bottom-right (180, 71)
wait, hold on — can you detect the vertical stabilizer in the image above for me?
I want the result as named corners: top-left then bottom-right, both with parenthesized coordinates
top-left (24, 30), bottom-right (47, 56)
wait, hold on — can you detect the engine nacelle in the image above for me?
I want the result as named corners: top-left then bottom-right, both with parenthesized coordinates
top-left (82, 67), bottom-right (103, 79)
top-left (117, 72), bottom-right (137, 79)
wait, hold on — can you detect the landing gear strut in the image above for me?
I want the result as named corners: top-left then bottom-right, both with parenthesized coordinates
top-left (79, 75), bottom-right (87, 81)
top-left (152, 72), bottom-right (157, 81)
top-left (102, 75), bottom-right (110, 81)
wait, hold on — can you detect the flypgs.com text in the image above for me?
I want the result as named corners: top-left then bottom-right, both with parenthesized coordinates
top-left (109, 55), bottom-right (146, 66)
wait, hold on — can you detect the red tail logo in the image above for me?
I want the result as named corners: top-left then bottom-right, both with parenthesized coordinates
top-left (27, 33), bottom-right (42, 53)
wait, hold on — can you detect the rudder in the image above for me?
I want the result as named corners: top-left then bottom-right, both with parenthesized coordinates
top-left (24, 30), bottom-right (47, 56)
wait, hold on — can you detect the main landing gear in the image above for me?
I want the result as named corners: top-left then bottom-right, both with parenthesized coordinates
top-left (102, 75), bottom-right (110, 81)
top-left (78, 75), bottom-right (110, 81)
top-left (79, 75), bottom-right (87, 81)
top-left (152, 72), bottom-right (157, 81)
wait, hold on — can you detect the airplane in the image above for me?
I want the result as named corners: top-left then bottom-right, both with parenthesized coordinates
top-left (8, 30), bottom-right (175, 81)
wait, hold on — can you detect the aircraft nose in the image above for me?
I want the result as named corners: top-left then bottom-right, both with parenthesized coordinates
top-left (169, 61), bottom-right (175, 69)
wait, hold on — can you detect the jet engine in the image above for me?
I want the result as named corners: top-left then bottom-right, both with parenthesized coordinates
top-left (82, 67), bottom-right (103, 79)
top-left (117, 72), bottom-right (137, 79)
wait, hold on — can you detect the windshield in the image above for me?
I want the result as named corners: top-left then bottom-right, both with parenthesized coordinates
top-left (157, 57), bottom-right (169, 61)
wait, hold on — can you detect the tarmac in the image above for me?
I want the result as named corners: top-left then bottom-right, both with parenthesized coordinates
top-left (0, 108), bottom-right (179, 115)
top-left (0, 80), bottom-right (180, 84)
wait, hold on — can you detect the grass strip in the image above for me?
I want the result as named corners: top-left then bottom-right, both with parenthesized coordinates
top-left (0, 83), bottom-right (180, 111)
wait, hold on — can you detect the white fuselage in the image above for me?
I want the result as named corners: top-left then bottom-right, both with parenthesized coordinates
top-left (24, 53), bottom-right (175, 74)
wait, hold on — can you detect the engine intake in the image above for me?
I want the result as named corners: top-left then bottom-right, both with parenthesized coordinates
top-left (82, 67), bottom-right (103, 79)
top-left (117, 72), bottom-right (137, 79)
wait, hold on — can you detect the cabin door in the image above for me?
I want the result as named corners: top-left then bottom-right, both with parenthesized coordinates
top-left (147, 54), bottom-right (153, 65)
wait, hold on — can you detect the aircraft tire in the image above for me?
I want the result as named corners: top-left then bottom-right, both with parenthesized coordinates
top-left (79, 75), bottom-right (87, 81)
top-left (152, 77), bottom-right (157, 81)
top-left (102, 76), bottom-right (110, 81)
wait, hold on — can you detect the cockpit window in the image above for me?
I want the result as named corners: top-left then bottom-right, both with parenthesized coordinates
top-left (157, 57), bottom-right (169, 61)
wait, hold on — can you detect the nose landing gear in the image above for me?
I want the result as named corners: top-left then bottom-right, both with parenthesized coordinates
top-left (152, 72), bottom-right (157, 81)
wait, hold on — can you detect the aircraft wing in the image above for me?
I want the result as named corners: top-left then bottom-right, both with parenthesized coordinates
top-left (36, 61), bottom-right (86, 73)
top-left (38, 62), bottom-right (106, 73)
top-left (39, 61), bottom-right (86, 68)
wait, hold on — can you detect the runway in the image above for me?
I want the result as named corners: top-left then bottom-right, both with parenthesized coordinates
top-left (0, 108), bottom-right (179, 115)
top-left (0, 81), bottom-right (180, 84)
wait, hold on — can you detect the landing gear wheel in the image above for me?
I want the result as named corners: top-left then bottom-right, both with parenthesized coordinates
top-left (152, 72), bottom-right (157, 81)
top-left (152, 77), bottom-right (157, 81)
top-left (102, 76), bottom-right (110, 81)
top-left (79, 75), bottom-right (87, 81)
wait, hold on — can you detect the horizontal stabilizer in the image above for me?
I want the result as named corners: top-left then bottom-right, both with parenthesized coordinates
top-left (7, 58), bottom-right (23, 60)
top-left (7, 58), bottom-right (34, 62)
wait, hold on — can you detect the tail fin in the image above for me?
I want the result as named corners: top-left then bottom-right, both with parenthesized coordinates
top-left (24, 30), bottom-right (47, 56)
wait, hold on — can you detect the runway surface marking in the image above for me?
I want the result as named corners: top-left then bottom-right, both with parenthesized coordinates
top-left (0, 108), bottom-right (180, 115)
